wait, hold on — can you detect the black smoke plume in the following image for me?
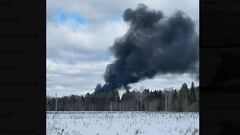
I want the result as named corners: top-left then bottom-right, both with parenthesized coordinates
top-left (95, 4), bottom-right (199, 93)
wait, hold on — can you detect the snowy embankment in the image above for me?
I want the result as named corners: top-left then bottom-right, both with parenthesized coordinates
top-left (47, 111), bottom-right (199, 135)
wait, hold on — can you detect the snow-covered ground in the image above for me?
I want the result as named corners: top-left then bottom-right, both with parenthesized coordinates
top-left (47, 111), bottom-right (199, 135)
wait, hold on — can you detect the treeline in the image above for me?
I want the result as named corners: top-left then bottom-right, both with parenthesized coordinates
top-left (46, 82), bottom-right (199, 112)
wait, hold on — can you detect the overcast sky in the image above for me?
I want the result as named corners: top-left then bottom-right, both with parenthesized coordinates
top-left (47, 0), bottom-right (199, 97)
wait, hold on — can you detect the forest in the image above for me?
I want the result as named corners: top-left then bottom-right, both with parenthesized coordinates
top-left (46, 82), bottom-right (199, 112)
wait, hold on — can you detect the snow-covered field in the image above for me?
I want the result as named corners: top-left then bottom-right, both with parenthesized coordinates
top-left (47, 111), bottom-right (199, 135)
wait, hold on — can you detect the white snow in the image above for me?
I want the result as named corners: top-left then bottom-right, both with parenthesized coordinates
top-left (47, 111), bottom-right (199, 135)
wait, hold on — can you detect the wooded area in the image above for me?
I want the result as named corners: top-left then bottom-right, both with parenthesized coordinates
top-left (46, 82), bottom-right (199, 112)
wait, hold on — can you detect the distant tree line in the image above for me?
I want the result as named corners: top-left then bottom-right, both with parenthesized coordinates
top-left (46, 82), bottom-right (199, 112)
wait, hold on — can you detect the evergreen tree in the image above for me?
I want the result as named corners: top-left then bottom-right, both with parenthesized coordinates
top-left (190, 82), bottom-right (196, 103)
top-left (178, 83), bottom-right (189, 111)
top-left (171, 90), bottom-right (178, 111)
top-left (46, 82), bottom-right (199, 112)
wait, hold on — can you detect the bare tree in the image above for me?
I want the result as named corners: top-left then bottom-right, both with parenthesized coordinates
top-left (134, 86), bottom-right (147, 111)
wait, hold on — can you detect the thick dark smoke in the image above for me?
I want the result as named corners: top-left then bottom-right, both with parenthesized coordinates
top-left (95, 4), bottom-right (199, 93)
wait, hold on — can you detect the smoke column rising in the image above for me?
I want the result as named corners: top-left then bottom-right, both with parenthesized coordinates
top-left (95, 4), bottom-right (199, 92)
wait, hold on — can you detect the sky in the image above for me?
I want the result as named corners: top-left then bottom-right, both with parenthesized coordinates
top-left (47, 0), bottom-right (199, 97)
